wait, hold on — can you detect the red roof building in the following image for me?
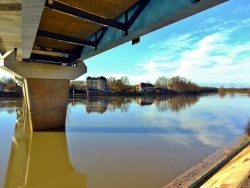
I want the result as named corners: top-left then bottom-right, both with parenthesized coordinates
top-left (136, 83), bottom-right (155, 92)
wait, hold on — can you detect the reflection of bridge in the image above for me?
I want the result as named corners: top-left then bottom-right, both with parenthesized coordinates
top-left (4, 105), bottom-right (87, 188)
top-left (0, 0), bottom-right (227, 130)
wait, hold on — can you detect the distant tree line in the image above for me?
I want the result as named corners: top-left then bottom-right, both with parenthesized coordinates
top-left (70, 80), bottom-right (86, 91)
top-left (156, 76), bottom-right (200, 93)
top-left (71, 76), bottom-right (250, 95)
top-left (107, 76), bottom-right (135, 92)
top-left (218, 86), bottom-right (250, 94)
top-left (154, 76), bottom-right (217, 94)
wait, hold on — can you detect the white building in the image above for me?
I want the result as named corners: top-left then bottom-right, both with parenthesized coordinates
top-left (136, 83), bottom-right (155, 92)
top-left (86, 76), bottom-right (107, 91)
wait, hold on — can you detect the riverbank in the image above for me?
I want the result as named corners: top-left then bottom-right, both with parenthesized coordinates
top-left (69, 89), bottom-right (220, 99)
top-left (2, 87), bottom-right (249, 99)
top-left (0, 91), bottom-right (23, 97)
top-left (164, 133), bottom-right (249, 188)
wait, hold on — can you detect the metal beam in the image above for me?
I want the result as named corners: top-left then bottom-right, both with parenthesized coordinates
top-left (67, 46), bottom-right (84, 66)
top-left (45, 0), bottom-right (126, 31)
top-left (67, 27), bottom-right (108, 65)
top-left (33, 45), bottom-right (76, 55)
top-left (36, 30), bottom-right (96, 47)
top-left (96, 28), bottom-right (108, 49)
top-left (80, 0), bottom-right (228, 60)
top-left (125, 0), bottom-right (150, 31)
top-left (30, 53), bottom-right (71, 64)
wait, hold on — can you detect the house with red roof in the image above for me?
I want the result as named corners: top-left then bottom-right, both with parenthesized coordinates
top-left (136, 83), bottom-right (155, 92)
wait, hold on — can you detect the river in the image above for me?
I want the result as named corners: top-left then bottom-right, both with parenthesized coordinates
top-left (0, 93), bottom-right (249, 188)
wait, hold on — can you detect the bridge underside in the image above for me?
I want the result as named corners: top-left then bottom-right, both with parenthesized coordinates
top-left (0, 0), bottom-right (227, 130)
top-left (1, 0), bottom-right (227, 65)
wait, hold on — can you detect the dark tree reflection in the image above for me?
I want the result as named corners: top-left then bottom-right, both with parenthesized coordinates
top-left (154, 96), bottom-right (199, 112)
top-left (166, 95), bottom-right (199, 112)
top-left (81, 96), bottom-right (199, 113)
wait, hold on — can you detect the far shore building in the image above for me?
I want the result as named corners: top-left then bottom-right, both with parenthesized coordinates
top-left (136, 83), bottom-right (155, 92)
top-left (86, 76), bottom-right (107, 91)
top-left (0, 82), bottom-right (5, 91)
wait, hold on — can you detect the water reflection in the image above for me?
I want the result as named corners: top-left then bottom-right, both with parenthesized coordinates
top-left (106, 97), bottom-right (131, 113)
top-left (1, 94), bottom-right (249, 188)
top-left (71, 95), bottom-right (200, 114)
top-left (4, 103), bottom-right (86, 188)
top-left (155, 95), bottom-right (199, 112)
top-left (0, 99), bottom-right (22, 114)
top-left (86, 98), bottom-right (111, 113)
top-left (136, 97), bottom-right (154, 106)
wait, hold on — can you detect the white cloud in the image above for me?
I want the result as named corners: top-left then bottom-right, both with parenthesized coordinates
top-left (233, 3), bottom-right (250, 15)
top-left (136, 104), bottom-right (243, 148)
top-left (131, 14), bottom-right (250, 84)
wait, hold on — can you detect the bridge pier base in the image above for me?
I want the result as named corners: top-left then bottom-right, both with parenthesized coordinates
top-left (24, 78), bottom-right (69, 131)
top-left (1, 50), bottom-right (87, 131)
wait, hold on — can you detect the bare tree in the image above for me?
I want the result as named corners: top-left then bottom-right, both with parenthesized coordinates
top-left (168, 76), bottom-right (200, 93)
top-left (70, 80), bottom-right (86, 90)
top-left (121, 76), bottom-right (130, 85)
top-left (155, 76), bottom-right (168, 88)
top-left (5, 78), bottom-right (17, 92)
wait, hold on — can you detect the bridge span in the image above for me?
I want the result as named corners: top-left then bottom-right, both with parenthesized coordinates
top-left (0, 0), bottom-right (227, 130)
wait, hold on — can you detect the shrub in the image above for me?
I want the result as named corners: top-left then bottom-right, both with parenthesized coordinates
top-left (244, 115), bottom-right (250, 136)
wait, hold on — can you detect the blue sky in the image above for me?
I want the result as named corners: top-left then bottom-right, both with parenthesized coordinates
top-left (1, 0), bottom-right (250, 86)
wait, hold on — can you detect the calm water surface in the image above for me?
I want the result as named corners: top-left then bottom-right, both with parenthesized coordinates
top-left (0, 94), bottom-right (249, 188)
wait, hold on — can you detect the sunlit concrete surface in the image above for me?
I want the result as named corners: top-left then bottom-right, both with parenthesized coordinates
top-left (0, 51), bottom-right (87, 80)
top-left (0, 0), bottom-right (22, 60)
top-left (164, 136), bottom-right (249, 188)
top-left (24, 78), bottom-right (69, 131)
top-left (200, 144), bottom-right (250, 188)
top-left (22, 0), bottom-right (46, 59)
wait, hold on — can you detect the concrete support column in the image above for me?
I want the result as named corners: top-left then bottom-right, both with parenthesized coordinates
top-left (1, 50), bottom-right (87, 131)
top-left (24, 78), bottom-right (69, 131)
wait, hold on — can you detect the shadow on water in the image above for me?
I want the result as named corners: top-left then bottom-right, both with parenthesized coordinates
top-left (4, 101), bottom-right (87, 188)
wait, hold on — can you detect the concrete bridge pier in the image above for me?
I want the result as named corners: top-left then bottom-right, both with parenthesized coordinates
top-left (24, 78), bottom-right (70, 131)
top-left (0, 50), bottom-right (87, 131)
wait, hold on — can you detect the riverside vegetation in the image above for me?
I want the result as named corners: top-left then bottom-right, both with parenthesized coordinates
top-left (244, 115), bottom-right (250, 136)
top-left (1, 76), bottom-right (249, 97)
top-left (70, 76), bottom-right (219, 95)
